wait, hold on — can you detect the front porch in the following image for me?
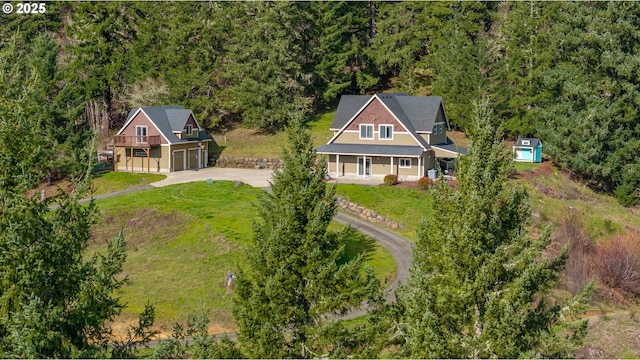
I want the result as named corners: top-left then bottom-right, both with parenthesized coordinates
top-left (323, 154), bottom-right (435, 181)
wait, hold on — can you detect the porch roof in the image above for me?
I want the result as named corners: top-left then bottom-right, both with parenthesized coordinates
top-left (432, 139), bottom-right (467, 157)
top-left (316, 144), bottom-right (424, 157)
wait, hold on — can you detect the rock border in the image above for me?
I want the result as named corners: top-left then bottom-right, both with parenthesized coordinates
top-left (336, 195), bottom-right (404, 230)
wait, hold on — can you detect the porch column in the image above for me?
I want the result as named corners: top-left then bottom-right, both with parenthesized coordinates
top-left (336, 154), bottom-right (340, 177)
top-left (131, 147), bottom-right (134, 173)
top-left (390, 157), bottom-right (394, 175)
top-left (363, 155), bottom-right (367, 177)
top-left (418, 155), bottom-right (421, 177)
top-left (147, 148), bottom-right (150, 174)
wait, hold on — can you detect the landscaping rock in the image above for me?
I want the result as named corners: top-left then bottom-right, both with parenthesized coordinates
top-left (335, 195), bottom-right (403, 230)
top-left (213, 155), bottom-right (285, 169)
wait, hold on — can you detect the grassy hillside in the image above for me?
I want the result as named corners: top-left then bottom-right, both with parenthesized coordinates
top-left (91, 172), bottom-right (166, 196)
top-left (90, 181), bottom-right (395, 335)
top-left (335, 161), bottom-right (640, 357)
top-left (210, 112), bottom-right (335, 158)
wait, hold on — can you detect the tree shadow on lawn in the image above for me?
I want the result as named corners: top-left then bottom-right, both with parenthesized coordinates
top-left (335, 227), bottom-right (377, 265)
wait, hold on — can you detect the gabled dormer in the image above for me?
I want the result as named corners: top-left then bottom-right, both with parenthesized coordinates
top-left (171, 115), bottom-right (199, 140)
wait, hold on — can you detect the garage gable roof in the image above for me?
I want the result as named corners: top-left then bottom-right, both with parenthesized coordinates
top-left (119, 106), bottom-right (207, 144)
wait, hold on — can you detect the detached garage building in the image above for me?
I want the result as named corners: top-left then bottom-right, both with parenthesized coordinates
top-left (113, 106), bottom-right (212, 173)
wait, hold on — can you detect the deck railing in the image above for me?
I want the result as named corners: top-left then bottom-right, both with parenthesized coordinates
top-left (113, 135), bottom-right (161, 147)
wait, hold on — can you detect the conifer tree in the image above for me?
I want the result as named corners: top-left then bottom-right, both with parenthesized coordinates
top-left (396, 100), bottom-right (592, 358)
top-left (0, 32), bottom-right (152, 358)
top-left (233, 117), bottom-right (379, 358)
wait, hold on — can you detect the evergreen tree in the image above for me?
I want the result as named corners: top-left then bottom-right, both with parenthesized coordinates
top-left (65, 1), bottom-right (139, 128)
top-left (305, 1), bottom-right (375, 103)
top-left (233, 118), bottom-right (379, 358)
top-left (215, 2), bottom-right (312, 132)
top-left (536, 1), bottom-right (640, 199)
top-left (396, 100), bottom-right (592, 358)
top-left (0, 32), bottom-right (150, 358)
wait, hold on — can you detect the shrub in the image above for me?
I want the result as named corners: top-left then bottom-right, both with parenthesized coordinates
top-left (554, 211), bottom-right (595, 295)
top-left (418, 177), bottom-right (434, 191)
top-left (594, 231), bottom-right (640, 296)
top-left (384, 174), bottom-right (398, 186)
top-left (614, 182), bottom-right (639, 207)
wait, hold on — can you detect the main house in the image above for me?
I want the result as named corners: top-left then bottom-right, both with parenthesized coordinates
top-left (113, 106), bottom-right (212, 173)
top-left (316, 93), bottom-right (466, 179)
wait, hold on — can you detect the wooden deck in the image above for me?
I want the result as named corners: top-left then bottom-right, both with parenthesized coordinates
top-left (113, 135), bottom-right (161, 147)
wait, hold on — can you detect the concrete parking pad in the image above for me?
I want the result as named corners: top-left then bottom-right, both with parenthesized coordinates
top-left (150, 167), bottom-right (275, 188)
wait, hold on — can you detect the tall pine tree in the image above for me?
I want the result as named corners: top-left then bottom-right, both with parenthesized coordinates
top-left (233, 118), bottom-right (379, 358)
top-left (396, 100), bottom-right (592, 358)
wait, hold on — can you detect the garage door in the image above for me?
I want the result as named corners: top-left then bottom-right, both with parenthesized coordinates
top-left (188, 149), bottom-right (197, 170)
top-left (173, 151), bottom-right (184, 171)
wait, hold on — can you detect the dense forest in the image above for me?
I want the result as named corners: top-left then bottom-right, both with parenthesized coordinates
top-left (1, 1), bottom-right (639, 202)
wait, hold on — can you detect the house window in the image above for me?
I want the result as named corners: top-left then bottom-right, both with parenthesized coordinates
top-left (359, 124), bottom-right (374, 139)
top-left (522, 140), bottom-right (530, 145)
top-left (433, 124), bottom-right (443, 134)
top-left (439, 124), bottom-right (443, 134)
top-left (379, 125), bottom-right (393, 140)
top-left (186, 124), bottom-right (193, 135)
top-left (136, 126), bottom-right (148, 143)
top-left (399, 158), bottom-right (412, 168)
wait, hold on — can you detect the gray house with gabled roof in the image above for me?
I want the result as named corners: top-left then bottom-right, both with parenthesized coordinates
top-left (113, 106), bottom-right (212, 172)
top-left (316, 93), bottom-right (466, 179)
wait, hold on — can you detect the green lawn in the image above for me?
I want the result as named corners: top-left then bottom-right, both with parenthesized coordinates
top-left (91, 181), bottom-right (395, 332)
top-left (334, 163), bottom-right (640, 242)
top-left (335, 184), bottom-right (434, 239)
top-left (513, 161), bottom-right (541, 173)
top-left (91, 172), bottom-right (166, 196)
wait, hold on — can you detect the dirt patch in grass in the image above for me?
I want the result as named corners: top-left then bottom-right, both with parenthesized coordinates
top-left (27, 179), bottom-right (75, 199)
top-left (108, 314), bottom-right (236, 342)
top-left (534, 161), bottom-right (554, 176)
top-left (577, 309), bottom-right (640, 358)
top-left (395, 181), bottom-right (421, 190)
top-left (92, 208), bottom-right (192, 250)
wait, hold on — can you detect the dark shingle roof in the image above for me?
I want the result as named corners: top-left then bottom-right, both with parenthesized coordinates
top-left (432, 137), bottom-right (468, 155)
top-left (331, 95), bottom-right (371, 130)
top-left (125, 106), bottom-right (210, 144)
top-left (330, 93), bottom-right (446, 133)
top-left (515, 138), bottom-right (542, 148)
top-left (316, 144), bottom-right (425, 157)
top-left (394, 96), bottom-right (444, 132)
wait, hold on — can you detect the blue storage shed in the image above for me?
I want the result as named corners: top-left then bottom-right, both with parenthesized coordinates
top-left (513, 138), bottom-right (542, 163)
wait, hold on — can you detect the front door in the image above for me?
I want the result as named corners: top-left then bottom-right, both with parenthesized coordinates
top-left (357, 157), bottom-right (371, 177)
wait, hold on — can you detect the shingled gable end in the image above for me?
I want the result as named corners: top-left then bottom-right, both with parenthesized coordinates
top-left (113, 106), bottom-right (212, 173)
top-left (317, 93), bottom-right (466, 180)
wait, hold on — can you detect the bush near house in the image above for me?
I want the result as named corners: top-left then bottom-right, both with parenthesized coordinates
top-left (418, 177), bottom-right (434, 191)
top-left (384, 174), bottom-right (398, 186)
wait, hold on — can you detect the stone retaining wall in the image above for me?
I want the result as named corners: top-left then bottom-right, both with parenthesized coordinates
top-left (336, 195), bottom-right (403, 230)
top-left (212, 155), bottom-right (284, 169)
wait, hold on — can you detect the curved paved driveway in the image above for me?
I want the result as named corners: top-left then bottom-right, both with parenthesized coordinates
top-left (90, 168), bottom-right (413, 336)
top-left (89, 168), bottom-right (414, 300)
top-left (334, 212), bottom-right (412, 301)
